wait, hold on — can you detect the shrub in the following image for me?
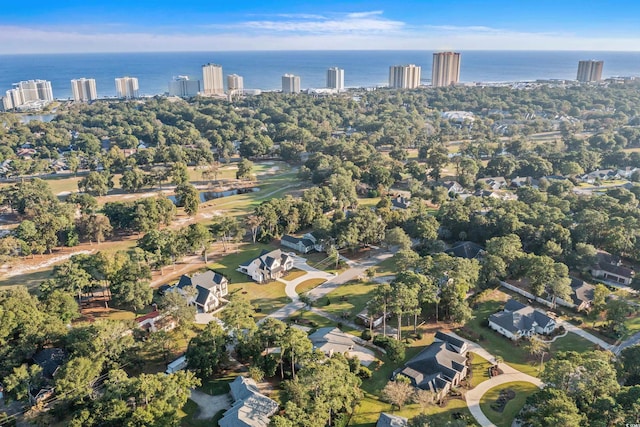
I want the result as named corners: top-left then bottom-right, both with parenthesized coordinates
top-left (357, 366), bottom-right (373, 379)
top-left (361, 330), bottom-right (372, 341)
top-left (374, 335), bottom-right (406, 362)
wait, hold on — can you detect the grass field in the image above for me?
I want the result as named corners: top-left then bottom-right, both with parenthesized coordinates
top-left (296, 278), bottom-right (326, 295)
top-left (282, 268), bottom-right (306, 281)
top-left (479, 381), bottom-right (539, 427)
top-left (316, 281), bottom-right (378, 322)
top-left (178, 399), bottom-right (210, 427)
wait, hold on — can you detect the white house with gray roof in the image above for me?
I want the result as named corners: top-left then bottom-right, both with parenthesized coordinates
top-left (219, 376), bottom-right (278, 427)
top-left (239, 249), bottom-right (294, 283)
top-left (377, 413), bottom-right (408, 427)
top-left (280, 232), bottom-right (324, 254)
top-left (488, 299), bottom-right (556, 340)
top-left (309, 327), bottom-right (355, 357)
top-left (175, 270), bottom-right (228, 312)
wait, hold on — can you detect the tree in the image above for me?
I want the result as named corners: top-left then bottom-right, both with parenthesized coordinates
top-left (220, 292), bottom-right (256, 334)
top-left (170, 162), bottom-right (189, 185)
top-left (390, 274), bottom-right (420, 340)
top-left (619, 344), bottom-right (640, 385)
top-left (518, 388), bottom-right (585, 427)
top-left (236, 158), bottom-right (254, 180)
top-left (3, 364), bottom-right (43, 402)
top-left (175, 183), bottom-right (200, 216)
top-left (77, 214), bottom-right (113, 244)
top-left (55, 357), bottom-right (104, 402)
top-left (413, 388), bottom-right (436, 413)
top-left (592, 284), bottom-right (609, 315)
top-left (120, 168), bottom-right (147, 192)
top-left (384, 227), bottom-right (412, 250)
top-left (186, 321), bottom-right (228, 378)
top-left (183, 223), bottom-right (212, 262)
top-left (159, 288), bottom-right (196, 332)
top-left (526, 335), bottom-right (549, 372)
top-left (282, 326), bottom-right (312, 379)
top-left (211, 216), bottom-right (242, 252)
top-left (78, 171), bottom-right (112, 196)
top-left (245, 214), bottom-right (262, 244)
top-left (382, 376), bottom-right (414, 410)
top-left (110, 279), bottom-right (152, 312)
top-left (43, 289), bottom-right (80, 323)
top-left (248, 367), bottom-right (265, 382)
top-left (606, 298), bottom-right (634, 337)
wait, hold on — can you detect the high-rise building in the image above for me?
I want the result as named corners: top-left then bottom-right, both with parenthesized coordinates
top-left (115, 77), bottom-right (139, 99)
top-left (327, 67), bottom-right (345, 91)
top-left (2, 80), bottom-right (53, 110)
top-left (432, 52), bottom-right (461, 87)
top-left (282, 74), bottom-right (301, 94)
top-left (71, 78), bottom-right (98, 101)
top-left (202, 63), bottom-right (224, 95)
top-left (577, 60), bottom-right (604, 82)
top-left (227, 74), bottom-right (244, 93)
top-left (389, 65), bottom-right (421, 89)
top-left (168, 76), bottom-right (200, 97)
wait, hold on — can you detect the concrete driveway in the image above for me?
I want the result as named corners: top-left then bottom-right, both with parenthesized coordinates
top-left (189, 390), bottom-right (232, 419)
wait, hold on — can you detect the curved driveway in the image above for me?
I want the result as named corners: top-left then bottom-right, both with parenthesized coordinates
top-left (446, 332), bottom-right (543, 427)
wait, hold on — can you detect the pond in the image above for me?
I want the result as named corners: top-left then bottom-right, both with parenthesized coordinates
top-left (169, 187), bottom-right (260, 204)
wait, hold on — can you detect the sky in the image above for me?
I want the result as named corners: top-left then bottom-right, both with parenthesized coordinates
top-left (3, 0), bottom-right (640, 54)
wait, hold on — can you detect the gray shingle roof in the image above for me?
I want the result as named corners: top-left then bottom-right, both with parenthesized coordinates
top-left (377, 413), bottom-right (408, 427)
top-left (220, 377), bottom-right (278, 427)
top-left (490, 299), bottom-right (554, 333)
top-left (309, 327), bottom-right (355, 355)
top-left (445, 241), bottom-right (485, 260)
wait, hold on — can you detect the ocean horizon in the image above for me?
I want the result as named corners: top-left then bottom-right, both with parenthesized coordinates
top-left (2, 50), bottom-right (640, 100)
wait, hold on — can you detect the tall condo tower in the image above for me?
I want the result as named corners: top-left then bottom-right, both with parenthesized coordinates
top-left (432, 52), bottom-right (461, 87)
top-left (115, 77), bottom-right (139, 99)
top-left (282, 74), bottom-right (301, 94)
top-left (71, 78), bottom-right (98, 101)
top-left (389, 65), bottom-right (421, 89)
top-left (227, 74), bottom-right (244, 93)
top-left (327, 67), bottom-right (345, 91)
top-left (2, 80), bottom-right (53, 110)
top-left (202, 63), bottom-right (224, 95)
top-left (168, 76), bottom-right (200, 97)
top-left (577, 60), bottom-right (604, 82)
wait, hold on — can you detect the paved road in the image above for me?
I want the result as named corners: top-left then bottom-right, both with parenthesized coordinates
top-left (612, 330), bottom-right (640, 354)
top-left (446, 332), bottom-right (543, 427)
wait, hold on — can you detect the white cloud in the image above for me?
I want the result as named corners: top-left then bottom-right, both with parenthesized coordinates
top-left (2, 11), bottom-right (640, 53)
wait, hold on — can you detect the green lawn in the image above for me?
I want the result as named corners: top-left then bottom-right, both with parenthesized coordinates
top-left (178, 398), bottom-right (210, 427)
top-left (373, 257), bottom-right (398, 277)
top-left (469, 352), bottom-right (493, 388)
top-left (200, 370), bottom-right (241, 396)
top-left (296, 278), bottom-right (326, 295)
top-left (0, 268), bottom-right (53, 290)
top-left (623, 314), bottom-right (640, 341)
top-left (479, 381), bottom-right (539, 427)
top-left (316, 281), bottom-right (379, 322)
top-left (282, 268), bottom-right (306, 281)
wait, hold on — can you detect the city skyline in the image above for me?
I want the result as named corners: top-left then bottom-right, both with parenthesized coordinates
top-left (4, 1), bottom-right (640, 53)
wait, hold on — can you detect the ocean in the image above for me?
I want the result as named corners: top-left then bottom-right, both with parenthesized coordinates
top-left (2, 50), bottom-right (640, 100)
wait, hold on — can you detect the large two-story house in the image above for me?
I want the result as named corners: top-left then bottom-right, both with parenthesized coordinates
top-left (239, 249), bottom-right (294, 283)
top-left (488, 299), bottom-right (556, 340)
top-left (176, 270), bottom-right (228, 312)
top-left (394, 332), bottom-right (468, 402)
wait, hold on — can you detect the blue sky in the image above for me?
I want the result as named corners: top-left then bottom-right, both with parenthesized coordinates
top-left (3, 0), bottom-right (640, 53)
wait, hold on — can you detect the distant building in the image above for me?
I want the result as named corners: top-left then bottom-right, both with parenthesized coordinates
top-left (569, 277), bottom-right (596, 312)
top-left (202, 63), bottom-right (224, 95)
top-left (445, 241), bottom-right (485, 260)
top-left (488, 299), bottom-right (556, 340)
top-left (577, 60), bottom-right (604, 82)
top-left (168, 76), bottom-right (200, 97)
top-left (432, 52), bottom-right (461, 87)
top-left (115, 76), bottom-right (139, 99)
top-left (219, 376), bottom-right (279, 427)
top-left (327, 67), bottom-right (345, 91)
top-left (2, 79), bottom-right (53, 110)
top-left (227, 74), bottom-right (244, 94)
top-left (390, 195), bottom-right (411, 210)
top-left (282, 74), bottom-right (301, 93)
top-left (70, 78), bottom-right (97, 102)
top-left (389, 64), bottom-right (421, 89)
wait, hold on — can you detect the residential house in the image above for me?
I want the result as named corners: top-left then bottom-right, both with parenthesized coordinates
top-left (488, 299), bottom-right (556, 340)
top-left (135, 307), bottom-right (176, 333)
top-left (30, 348), bottom-right (66, 403)
top-left (510, 176), bottom-right (539, 189)
top-left (219, 376), bottom-right (279, 427)
top-left (280, 232), bottom-right (324, 254)
top-left (569, 277), bottom-right (596, 312)
top-left (445, 241), bottom-right (485, 260)
top-left (176, 270), bottom-right (228, 312)
top-left (391, 195), bottom-right (411, 210)
top-left (394, 332), bottom-right (468, 402)
top-left (581, 169), bottom-right (616, 184)
top-left (309, 327), bottom-right (355, 357)
top-left (239, 249), bottom-right (294, 283)
top-left (476, 176), bottom-right (508, 191)
top-left (473, 189), bottom-right (518, 201)
top-left (590, 251), bottom-right (635, 286)
top-left (377, 413), bottom-right (408, 427)
top-left (441, 181), bottom-right (466, 195)
top-left (617, 167), bottom-right (639, 179)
